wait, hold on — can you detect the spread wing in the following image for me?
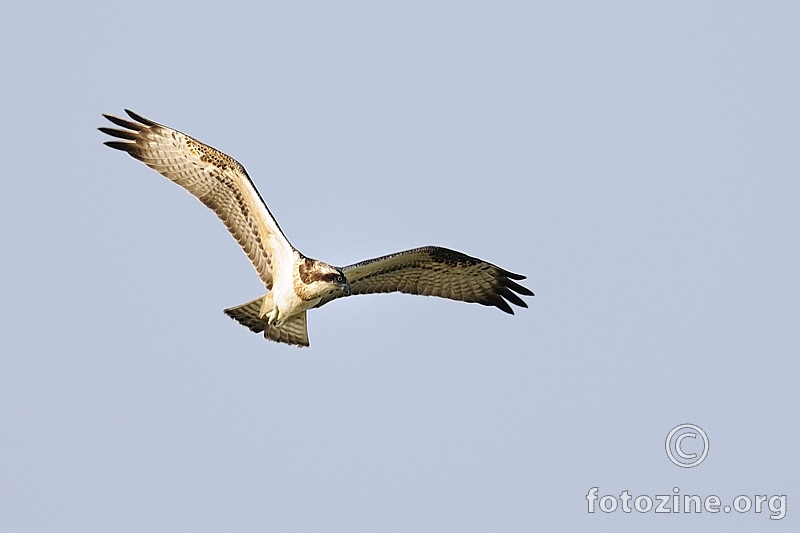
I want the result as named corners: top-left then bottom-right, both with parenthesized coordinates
top-left (316, 246), bottom-right (533, 312)
top-left (99, 110), bottom-right (294, 289)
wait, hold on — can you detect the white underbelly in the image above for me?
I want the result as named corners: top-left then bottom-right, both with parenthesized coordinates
top-left (271, 276), bottom-right (319, 323)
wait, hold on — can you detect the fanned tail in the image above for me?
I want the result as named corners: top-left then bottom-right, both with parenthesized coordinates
top-left (223, 296), bottom-right (310, 347)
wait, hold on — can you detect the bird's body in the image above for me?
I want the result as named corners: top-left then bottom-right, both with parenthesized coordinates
top-left (100, 110), bottom-right (533, 346)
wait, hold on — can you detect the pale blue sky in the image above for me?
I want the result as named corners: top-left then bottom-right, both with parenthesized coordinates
top-left (1, 2), bottom-right (798, 531)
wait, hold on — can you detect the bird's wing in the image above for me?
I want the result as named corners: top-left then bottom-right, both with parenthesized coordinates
top-left (316, 246), bottom-right (533, 312)
top-left (99, 110), bottom-right (294, 289)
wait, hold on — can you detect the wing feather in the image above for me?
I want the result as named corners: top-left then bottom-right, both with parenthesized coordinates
top-left (317, 246), bottom-right (533, 312)
top-left (100, 110), bottom-right (294, 288)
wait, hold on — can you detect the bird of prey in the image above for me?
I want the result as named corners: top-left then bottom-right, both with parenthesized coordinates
top-left (100, 110), bottom-right (533, 346)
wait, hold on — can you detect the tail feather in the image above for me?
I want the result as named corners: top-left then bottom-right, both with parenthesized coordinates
top-left (223, 296), bottom-right (310, 347)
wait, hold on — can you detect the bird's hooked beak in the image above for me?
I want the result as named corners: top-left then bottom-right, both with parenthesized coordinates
top-left (342, 281), bottom-right (352, 296)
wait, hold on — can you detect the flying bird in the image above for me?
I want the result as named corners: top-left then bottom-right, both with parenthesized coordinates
top-left (100, 110), bottom-right (533, 346)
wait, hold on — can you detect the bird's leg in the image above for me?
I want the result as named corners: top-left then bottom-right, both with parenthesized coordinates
top-left (259, 292), bottom-right (279, 325)
top-left (265, 308), bottom-right (280, 325)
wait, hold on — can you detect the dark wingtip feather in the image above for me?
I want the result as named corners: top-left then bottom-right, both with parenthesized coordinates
top-left (102, 114), bottom-right (143, 131)
top-left (490, 295), bottom-right (514, 314)
top-left (103, 140), bottom-right (134, 151)
top-left (98, 127), bottom-right (138, 140)
top-left (503, 277), bottom-right (534, 297)
top-left (499, 287), bottom-right (528, 308)
top-left (501, 269), bottom-right (527, 281)
top-left (103, 141), bottom-right (144, 161)
top-left (500, 305), bottom-right (515, 315)
top-left (125, 109), bottom-right (157, 126)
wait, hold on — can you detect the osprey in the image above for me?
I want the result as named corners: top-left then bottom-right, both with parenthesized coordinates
top-left (100, 110), bottom-right (533, 346)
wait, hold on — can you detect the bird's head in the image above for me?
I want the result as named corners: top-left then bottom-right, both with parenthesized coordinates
top-left (298, 258), bottom-right (351, 297)
top-left (322, 265), bottom-right (351, 297)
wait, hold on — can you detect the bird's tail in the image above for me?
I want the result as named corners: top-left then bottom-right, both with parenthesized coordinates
top-left (223, 295), bottom-right (309, 347)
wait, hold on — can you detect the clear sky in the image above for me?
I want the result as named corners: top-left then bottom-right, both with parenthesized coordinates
top-left (1, 2), bottom-right (798, 531)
